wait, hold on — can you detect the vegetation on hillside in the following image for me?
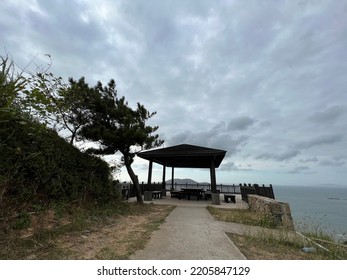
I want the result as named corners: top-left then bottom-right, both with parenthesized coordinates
top-left (1, 56), bottom-right (116, 213)
top-left (0, 53), bottom-right (163, 208)
top-left (0, 52), bottom-right (166, 261)
top-left (0, 202), bottom-right (175, 260)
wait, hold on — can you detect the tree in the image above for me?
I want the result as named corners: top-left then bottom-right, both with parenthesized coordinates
top-left (13, 54), bottom-right (92, 145)
top-left (53, 77), bottom-right (95, 144)
top-left (24, 73), bottom-right (94, 145)
top-left (79, 79), bottom-right (164, 204)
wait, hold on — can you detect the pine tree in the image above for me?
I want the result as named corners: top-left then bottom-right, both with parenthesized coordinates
top-left (79, 79), bottom-right (163, 204)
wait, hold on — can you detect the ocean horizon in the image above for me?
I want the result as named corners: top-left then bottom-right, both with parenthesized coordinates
top-left (273, 184), bottom-right (347, 241)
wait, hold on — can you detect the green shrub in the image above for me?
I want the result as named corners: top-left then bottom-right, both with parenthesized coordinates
top-left (257, 213), bottom-right (277, 229)
top-left (1, 55), bottom-right (118, 207)
top-left (0, 116), bottom-right (115, 203)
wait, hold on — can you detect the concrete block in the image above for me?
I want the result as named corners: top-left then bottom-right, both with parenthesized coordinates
top-left (211, 193), bottom-right (221, 205)
top-left (144, 191), bottom-right (152, 201)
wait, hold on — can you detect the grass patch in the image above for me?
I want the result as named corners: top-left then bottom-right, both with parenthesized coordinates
top-left (11, 211), bottom-right (31, 230)
top-left (0, 201), bottom-right (175, 259)
top-left (228, 232), bottom-right (315, 260)
top-left (207, 206), bottom-right (347, 259)
top-left (207, 206), bottom-right (277, 228)
top-left (228, 231), bottom-right (347, 260)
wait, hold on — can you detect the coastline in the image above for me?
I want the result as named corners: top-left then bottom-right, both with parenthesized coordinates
top-left (274, 185), bottom-right (347, 242)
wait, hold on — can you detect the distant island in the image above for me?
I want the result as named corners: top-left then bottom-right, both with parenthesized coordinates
top-left (165, 178), bottom-right (211, 185)
top-left (165, 178), bottom-right (198, 185)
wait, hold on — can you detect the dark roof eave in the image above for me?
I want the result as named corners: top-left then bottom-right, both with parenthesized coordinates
top-left (137, 144), bottom-right (227, 168)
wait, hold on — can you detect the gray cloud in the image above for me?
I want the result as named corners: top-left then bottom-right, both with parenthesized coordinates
top-left (308, 105), bottom-right (345, 124)
top-left (1, 0), bottom-right (347, 185)
top-left (227, 116), bottom-right (255, 131)
top-left (299, 157), bottom-right (318, 163)
top-left (256, 150), bottom-right (301, 162)
top-left (167, 121), bottom-right (250, 156)
top-left (319, 159), bottom-right (346, 167)
top-left (287, 166), bottom-right (311, 174)
top-left (296, 134), bottom-right (344, 149)
top-left (219, 161), bottom-right (253, 172)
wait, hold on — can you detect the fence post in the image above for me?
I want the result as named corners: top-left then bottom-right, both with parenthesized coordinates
top-left (269, 184), bottom-right (275, 199)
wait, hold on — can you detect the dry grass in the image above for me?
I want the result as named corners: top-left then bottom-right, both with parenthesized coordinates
top-left (207, 206), bottom-right (277, 228)
top-left (0, 202), bottom-right (175, 260)
top-left (227, 233), bottom-right (320, 260)
top-left (208, 206), bottom-right (347, 260)
top-left (2, 202), bottom-right (345, 260)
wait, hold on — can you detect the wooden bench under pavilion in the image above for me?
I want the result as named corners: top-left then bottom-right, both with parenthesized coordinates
top-left (224, 194), bottom-right (236, 203)
top-left (152, 190), bottom-right (162, 199)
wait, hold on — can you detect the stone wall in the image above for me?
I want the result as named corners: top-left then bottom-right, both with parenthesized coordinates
top-left (248, 195), bottom-right (294, 230)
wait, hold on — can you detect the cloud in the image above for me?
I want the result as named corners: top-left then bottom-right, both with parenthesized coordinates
top-left (319, 159), bottom-right (346, 167)
top-left (219, 161), bottom-right (252, 172)
top-left (287, 166), bottom-right (311, 174)
top-left (256, 150), bottom-right (300, 162)
top-left (167, 121), bottom-right (250, 156)
top-left (296, 134), bottom-right (344, 149)
top-left (227, 116), bottom-right (255, 131)
top-left (1, 0), bottom-right (347, 185)
top-left (308, 105), bottom-right (345, 124)
top-left (299, 157), bottom-right (318, 163)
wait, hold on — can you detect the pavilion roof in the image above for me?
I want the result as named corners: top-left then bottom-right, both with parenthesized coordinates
top-left (137, 144), bottom-right (227, 168)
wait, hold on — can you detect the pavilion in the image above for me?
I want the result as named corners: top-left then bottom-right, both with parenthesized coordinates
top-left (137, 144), bottom-right (227, 194)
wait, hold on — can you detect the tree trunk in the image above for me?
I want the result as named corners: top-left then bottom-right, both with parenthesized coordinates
top-left (124, 154), bottom-right (143, 204)
top-left (70, 130), bottom-right (76, 145)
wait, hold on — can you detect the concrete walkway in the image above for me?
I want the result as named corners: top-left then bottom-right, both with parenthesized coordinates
top-left (129, 204), bottom-right (247, 260)
top-left (129, 193), bottom-right (302, 260)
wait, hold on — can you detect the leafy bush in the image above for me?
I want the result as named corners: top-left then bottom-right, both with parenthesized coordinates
top-left (1, 55), bottom-right (117, 205)
top-left (0, 117), bottom-right (115, 203)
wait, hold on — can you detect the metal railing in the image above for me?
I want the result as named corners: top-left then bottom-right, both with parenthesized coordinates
top-left (126, 182), bottom-right (275, 201)
top-left (167, 183), bottom-right (240, 194)
top-left (129, 182), bottom-right (241, 196)
top-left (240, 183), bottom-right (275, 202)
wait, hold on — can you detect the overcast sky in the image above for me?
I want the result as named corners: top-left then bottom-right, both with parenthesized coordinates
top-left (1, 0), bottom-right (347, 186)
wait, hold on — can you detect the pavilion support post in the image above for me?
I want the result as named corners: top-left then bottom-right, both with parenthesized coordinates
top-left (144, 160), bottom-right (153, 201)
top-left (171, 167), bottom-right (175, 190)
top-left (147, 160), bottom-right (153, 186)
top-left (162, 165), bottom-right (166, 196)
top-left (210, 159), bottom-right (220, 205)
top-left (210, 160), bottom-right (217, 192)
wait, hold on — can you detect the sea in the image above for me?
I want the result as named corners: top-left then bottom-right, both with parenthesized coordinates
top-left (273, 185), bottom-right (347, 241)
